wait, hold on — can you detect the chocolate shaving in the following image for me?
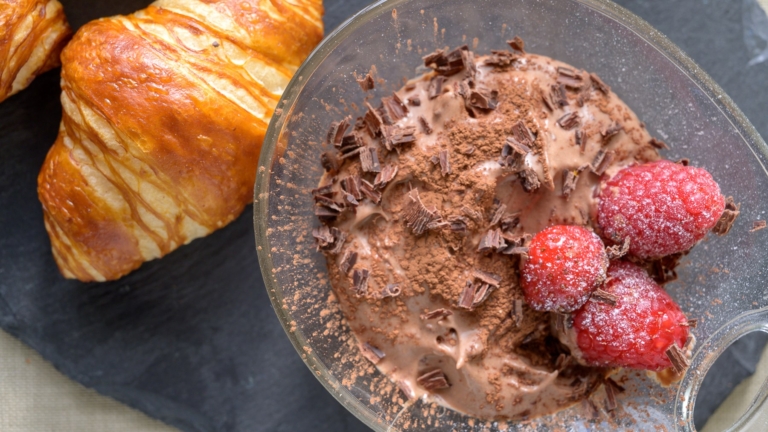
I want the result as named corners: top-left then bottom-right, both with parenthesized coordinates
top-left (423, 49), bottom-right (445, 67)
top-left (575, 129), bottom-right (586, 153)
top-left (359, 147), bottom-right (381, 173)
top-left (490, 202), bottom-right (507, 226)
top-left (311, 183), bottom-right (334, 198)
top-left (467, 89), bottom-right (499, 111)
top-left (478, 229), bottom-right (506, 253)
top-left (550, 83), bottom-right (568, 108)
top-left (712, 196), bottom-right (740, 235)
top-left (341, 191), bottom-right (359, 207)
top-left (665, 343), bottom-right (690, 375)
top-left (606, 237), bottom-right (630, 260)
top-left (651, 252), bottom-right (683, 284)
top-left (438, 150), bottom-right (451, 176)
top-left (590, 149), bottom-right (615, 176)
top-left (500, 215), bottom-right (520, 232)
top-left (540, 86), bottom-right (554, 112)
top-left (320, 151), bottom-right (340, 173)
top-left (461, 205), bottom-right (483, 221)
top-left (650, 137), bottom-right (669, 150)
top-left (428, 75), bottom-right (446, 99)
top-left (519, 168), bottom-right (541, 192)
top-left (507, 36), bottom-right (525, 53)
top-left (473, 269), bottom-right (502, 287)
top-left (511, 121), bottom-right (536, 145)
top-left (595, 151), bottom-right (615, 175)
top-left (590, 73), bottom-right (611, 95)
top-left (407, 96), bottom-right (421, 106)
top-left (327, 117), bottom-right (350, 146)
top-left (557, 66), bottom-right (583, 90)
top-left (381, 93), bottom-right (409, 123)
top-left (416, 369), bottom-right (450, 391)
top-left (315, 203), bottom-right (342, 222)
top-left (562, 169), bottom-right (579, 199)
top-left (751, 220), bottom-right (767, 232)
top-left (601, 124), bottom-right (622, 143)
top-left (471, 283), bottom-right (496, 308)
top-left (591, 289), bottom-right (618, 306)
top-left (380, 283), bottom-right (402, 298)
top-left (363, 102), bottom-right (385, 136)
top-left (557, 112), bottom-right (580, 130)
top-left (359, 342), bottom-right (385, 364)
top-left (502, 246), bottom-right (529, 256)
top-left (604, 379), bottom-right (618, 411)
top-left (459, 278), bottom-right (498, 310)
top-left (312, 225), bottom-right (335, 248)
top-left (458, 280), bottom-right (476, 310)
top-left (382, 125), bottom-right (417, 151)
top-left (351, 269), bottom-right (370, 297)
top-left (421, 308), bottom-right (453, 320)
top-left (423, 45), bottom-right (472, 76)
top-left (403, 189), bottom-right (438, 235)
top-left (359, 179), bottom-right (382, 204)
top-left (418, 115), bottom-right (433, 134)
top-left (447, 215), bottom-right (469, 233)
top-left (676, 158), bottom-right (690, 166)
top-left (500, 231), bottom-right (527, 246)
top-left (513, 299), bottom-right (524, 327)
top-left (484, 50), bottom-right (518, 67)
top-left (357, 73), bottom-right (374, 91)
top-left (499, 136), bottom-right (531, 168)
top-left (426, 219), bottom-right (449, 231)
top-left (681, 318), bottom-right (699, 328)
top-left (339, 132), bottom-right (365, 158)
top-left (338, 250), bottom-right (357, 274)
top-left (461, 48), bottom-right (477, 78)
top-left (373, 164), bottom-right (398, 189)
top-left (341, 176), bottom-right (363, 200)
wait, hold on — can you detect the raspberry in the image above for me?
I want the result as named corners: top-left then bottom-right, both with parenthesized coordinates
top-left (572, 261), bottom-right (689, 370)
top-left (598, 160), bottom-right (724, 259)
top-left (521, 225), bottom-right (608, 313)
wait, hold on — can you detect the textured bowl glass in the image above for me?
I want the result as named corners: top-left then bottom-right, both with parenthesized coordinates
top-left (254, 0), bottom-right (768, 430)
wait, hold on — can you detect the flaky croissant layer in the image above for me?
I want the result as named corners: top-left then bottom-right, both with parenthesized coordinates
top-left (38, 0), bottom-right (324, 281)
top-left (0, 0), bottom-right (71, 103)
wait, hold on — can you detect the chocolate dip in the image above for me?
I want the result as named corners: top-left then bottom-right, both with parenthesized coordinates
top-left (312, 44), bottom-right (661, 420)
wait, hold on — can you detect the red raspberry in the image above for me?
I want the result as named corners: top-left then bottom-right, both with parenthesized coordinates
top-left (598, 160), bottom-right (724, 259)
top-left (572, 261), bottom-right (689, 370)
top-left (521, 225), bottom-right (608, 313)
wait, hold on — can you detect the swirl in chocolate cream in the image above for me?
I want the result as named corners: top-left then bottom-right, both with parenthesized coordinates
top-left (313, 46), bottom-right (660, 420)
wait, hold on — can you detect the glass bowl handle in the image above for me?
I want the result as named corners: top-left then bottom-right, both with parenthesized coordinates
top-left (676, 308), bottom-right (768, 431)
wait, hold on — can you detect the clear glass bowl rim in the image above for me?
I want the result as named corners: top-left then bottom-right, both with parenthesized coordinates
top-left (253, 1), bottom-right (768, 430)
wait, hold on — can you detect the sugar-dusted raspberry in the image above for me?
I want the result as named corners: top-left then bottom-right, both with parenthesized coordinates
top-left (572, 261), bottom-right (689, 371)
top-left (598, 160), bottom-right (725, 259)
top-left (521, 225), bottom-right (608, 313)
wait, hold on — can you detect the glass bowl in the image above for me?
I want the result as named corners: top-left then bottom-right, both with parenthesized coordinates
top-left (254, 0), bottom-right (768, 430)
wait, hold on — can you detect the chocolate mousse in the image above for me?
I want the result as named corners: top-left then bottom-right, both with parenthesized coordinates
top-left (312, 41), bottom-right (667, 420)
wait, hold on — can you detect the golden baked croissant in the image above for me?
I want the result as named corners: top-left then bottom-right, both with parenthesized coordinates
top-left (0, 0), bottom-right (71, 103)
top-left (38, 0), bottom-right (324, 282)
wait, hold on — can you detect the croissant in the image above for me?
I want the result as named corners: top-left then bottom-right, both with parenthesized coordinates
top-left (38, 0), bottom-right (324, 282)
top-left (0, 0), bottom-right (71, 103)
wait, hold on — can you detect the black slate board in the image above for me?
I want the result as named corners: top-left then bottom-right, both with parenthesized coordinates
top-left (0, 1), bottom-right (766, 431)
